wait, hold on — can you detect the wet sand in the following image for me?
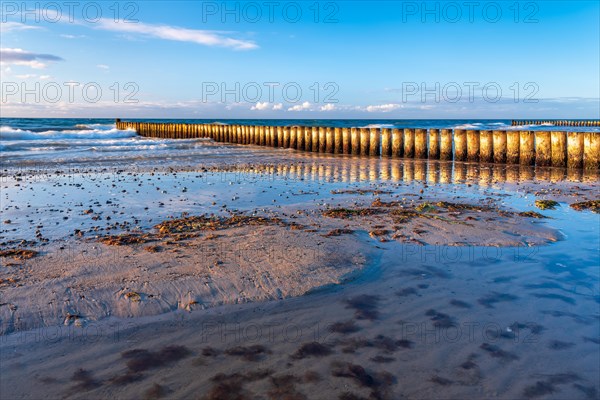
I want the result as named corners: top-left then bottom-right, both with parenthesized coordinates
top-left (1, 149), bottom-right (599, 399)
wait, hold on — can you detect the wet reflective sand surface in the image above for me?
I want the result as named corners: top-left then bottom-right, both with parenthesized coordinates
top-left (1, 148), bottom-right (598, 400)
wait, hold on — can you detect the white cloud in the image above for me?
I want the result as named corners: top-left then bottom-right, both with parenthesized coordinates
top-left (93, 19), bottom-right (258, 50)
top-left (15, 74), bottom-right (37, 79)
top-left (0, 48), bottom-right (64, 69)
top-left (60, 34), bottom-right (87, 39)
top-left (97, 64), bottom-right (110, 70)
top-left (251, 102), bottom-right (270, 110)
top-left (320, 103), bottom-right (336, 111)
top-left (287, 101), bottom-right (312, 111)
top-left (365, 103), bottom-right (402, 112)
top-left (0, 22), bottom-right (40, 33)
top-left (251, 102), bottom-right (283, 111)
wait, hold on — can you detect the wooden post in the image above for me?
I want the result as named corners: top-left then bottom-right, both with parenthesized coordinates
top-left (290, 126), bottom-right (298, 149)
top-left (428, 129), bottom-right (440, 159)
top-left (274, 126), bottom-right (282, 147)
top-left (454, 129), bottom-right (467, 161)
top-left (440, 129), bottom-right (452, 161)
top-left (319, 127), bottom-right (327, 153)
top-left (415, 128), bottom-right (427, 159)
top-left (257, 126), bottom-right (264, 146)
top-left (342, 128), bottom-right (351, 154)
top-left (381, 128), bottom-right (392, 156)
top-left (369, 128), bottom-right (380, 156)
top-left (334, 127), bottom-right (343, 154)
top-left (303, 127), bottom-right (311, 152)
top-left (519, 130), bottom-right (535, 166)
top-left (391, 128), bottom-right (403, 158)
top-left (567, 132), bottom-right (583, 169)
top-left (269, 126), bottom-right (277, 147)
top-left (403, 128), bottom-right (415, 158)
top-left (325, 127), bottom-right (334, 153)
top-left (360, 128), bottom-right (370, 156)
top-left (283, 127), bottom-right (290, 148)
top-left (535, 131), bottom-right (552, 166)
top-left (466, 130), bottom-right (480, 162)
top-left (311, 127), bottom-right (319, 152)
top-left (492, 130), bottom-right (507, 164)
top-left (584, 132), bottom-right (599, 170)
top-left (480, 130), bottom-right (493, 163)
top-left (298, 126), bottom-right (306, 151)
top-left (507, 131), bottom-right (520, 164)
top-left (351, 128), bottom-right (360, 155)
top-left (549, 131), bottom-right (567, 168)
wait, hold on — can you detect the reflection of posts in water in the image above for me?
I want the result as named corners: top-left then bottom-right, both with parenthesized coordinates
top-left (440, 129), bottom-right (453, 161)
top-left (403, 128), bottom-right (415, 158)
top-left (479, 166), bottom-right (492, 187)
top-left (369, 159), bottom-right (378, 181)
top-left (453, 162), bottom-right (467, 183)
top-left (492, 164), bottom-right (506, 183)
top-left (392, 128), bottom-right (403, 158)
top-left (427, 161), bottom-right (439, 183)
top-left (519, 165), bottom-right (534, 181)
top-left (536, 167), bottom-right (554, 182)
top-left (584, 132), bottom-right (599, 170)
top-left (381, 162), bottom-right (390, 181)
top-left (506, 165), bottom-right (519, 183)
top-left (428, 129), bottom-right (440, 159)
top-left (414, 161), bottom-right (427, 182)
top-left (466, 130), bottom-right (480, 162)
top-left (403, 161), bottom-right (414, 183)
top-left (391, 162), bottom-right (403, 182)
top-left (519, 131), bottom-right (535, 166)
top-left (415, 129), bottom-right (428, 159)
top-left (381, 128), bottom-right (392, 157)
top-left (535, 131), bottom-right (552, 167)
top-left (480, 130), bottom-right (493, 163)
top-left (439, 162), bottom-right (452, 184)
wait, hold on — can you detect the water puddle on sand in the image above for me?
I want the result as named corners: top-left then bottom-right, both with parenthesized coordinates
top-left (0, 156), bottom-right (598, 399)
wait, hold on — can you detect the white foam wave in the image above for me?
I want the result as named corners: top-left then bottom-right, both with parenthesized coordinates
top-left (0, 125), bottom-right (136, 141)
top-left (359, 124), bottom-right (396, 129)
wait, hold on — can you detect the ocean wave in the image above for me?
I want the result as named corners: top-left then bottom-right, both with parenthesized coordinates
top-left (359, 123), bottom-right (396, 129)
top-left (0, 125), bottom-right (136, 141)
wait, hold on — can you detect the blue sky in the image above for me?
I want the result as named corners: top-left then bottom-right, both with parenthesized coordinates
top-left (1, 1), bottom-right (599, 118)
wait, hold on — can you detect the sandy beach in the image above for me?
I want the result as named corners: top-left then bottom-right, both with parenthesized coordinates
top-left (1, 149), bottom-right (598, 400)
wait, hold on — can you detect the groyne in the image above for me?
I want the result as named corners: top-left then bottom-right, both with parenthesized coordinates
top-left (116, 120), bottom-right (599, 170)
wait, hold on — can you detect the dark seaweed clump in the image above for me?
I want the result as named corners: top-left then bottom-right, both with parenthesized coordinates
top-left (345, 295), bottom-right (380, 321)
top-left (291, 342), bottom-right (334, 359)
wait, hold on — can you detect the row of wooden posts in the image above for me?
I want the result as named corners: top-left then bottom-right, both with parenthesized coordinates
top-left (511, 120), bottom-right (600, 127)
top-left (116, 120), bottom-right (599, 170)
